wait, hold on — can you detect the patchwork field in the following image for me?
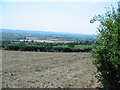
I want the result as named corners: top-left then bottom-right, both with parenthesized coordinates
top-left (2, 50), bottom-right (100, 88)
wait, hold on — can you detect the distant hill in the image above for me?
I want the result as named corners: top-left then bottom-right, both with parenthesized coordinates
top-left (1, 29), bottom-right (96, 41)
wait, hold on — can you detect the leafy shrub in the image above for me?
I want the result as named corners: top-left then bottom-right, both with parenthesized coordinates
top-left (68, 43), bottom-right (75, 48)
top-left (21, 46), bottom-right (31, 51)
top-left (45, 46), bottom-right (53, 52)
top-left (91, 2), bottom-right (120, 88)
top-left (3, 44), bottom-right (92, 52)
top-left (81, 48), bottom-right (92, 52)
top-left (6, 44), bottom-right (20, 50)
top-left (63, 47), bottom-right (73, 52)
top-left (38, 46), bottom-right (46, 52)
top-left (53, 47), bottom-right (64, 52)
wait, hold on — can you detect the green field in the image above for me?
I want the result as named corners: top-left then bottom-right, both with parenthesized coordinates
top-left (54, 45), bottom-right (93, 49)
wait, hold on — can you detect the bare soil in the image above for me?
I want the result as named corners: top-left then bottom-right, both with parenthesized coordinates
top-left (2, 50), bottom-right (100, 88)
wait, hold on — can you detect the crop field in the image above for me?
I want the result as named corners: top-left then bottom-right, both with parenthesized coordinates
top-left (1, 50), bottom-right (100, 88)
top-left (19, 39), bottom-right (74, 43)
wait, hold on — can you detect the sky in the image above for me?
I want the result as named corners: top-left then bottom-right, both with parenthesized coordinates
top-left (0, 0), bottom-right (119, 34)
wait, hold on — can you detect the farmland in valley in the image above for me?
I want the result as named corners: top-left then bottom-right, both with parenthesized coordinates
top-left (1, 29), bottom-right (96, 42)
top-left (1, 29), bottom-right (100, 88)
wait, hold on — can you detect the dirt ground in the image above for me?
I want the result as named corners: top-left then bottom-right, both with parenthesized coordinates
top-left (2, 50), bottom-right (100, 88)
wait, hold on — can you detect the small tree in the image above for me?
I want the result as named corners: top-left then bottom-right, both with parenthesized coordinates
top-left (90, 2), bottom-right (120, 88)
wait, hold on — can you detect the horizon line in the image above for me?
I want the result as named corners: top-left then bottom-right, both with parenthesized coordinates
top-left (1, 28), bottom-right (96, 35)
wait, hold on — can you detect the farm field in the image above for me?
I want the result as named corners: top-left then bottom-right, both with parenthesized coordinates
top-left (2, 50), bottom-right (100, 88)
top-left (19, 39), bottom-right (74, 43)
top-left (54, 45), bottom-right (93, 49)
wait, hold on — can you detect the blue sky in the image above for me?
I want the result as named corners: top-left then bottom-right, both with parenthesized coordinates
top-left (0, 0), bottom-right (119, 34)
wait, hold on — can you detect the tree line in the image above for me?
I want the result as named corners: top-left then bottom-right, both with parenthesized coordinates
top-left (1, 44), bottom-right (92, 52)
top-left (2, 39), bottom-right (95, 46)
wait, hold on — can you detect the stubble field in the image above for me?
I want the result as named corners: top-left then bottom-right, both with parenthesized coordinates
top-left (2, 50), bottom-right (100, 88)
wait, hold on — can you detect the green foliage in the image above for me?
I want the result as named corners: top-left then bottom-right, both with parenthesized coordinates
top-left (3, 44), bottom-right (92, 52)
top-left (38, 46), bottom-right (46, 52)
top-left (68, 43), bottom-right (75, 48)
top-left (45, 46), bottom-right (53, 52)
top-left (6, 44), bottom-right (20, 50)
top-left (21, 45), bottom-right (39, 51)
top-left (53, 47), bottom-right (64, 52)
top-left (75, 45), bottom-right (93, 49)
top-left (2, 39), bottom-right (93, 52)
top-left (91, 2), bottom-right (120, 88)
top-left (63, 47), bottom-right (73, 52)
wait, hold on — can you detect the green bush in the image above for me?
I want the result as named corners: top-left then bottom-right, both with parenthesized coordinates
top-left (21, 45), bottom-right (46, 52)
top-left (38, 46), bottom-right (46, 52)
top-left (6, 44), bottom-right (20, 50)
top-left (21, 46), bottom-right (31, 51)
top-left (91, 2), bottom-right (120, 88)
top-left (45, 46), bottom-right (53, 52)
top-left (3, 44), bottom-right (92, 52)
top-left (53, 47), bottom-right (64, 52)
top-left (63, 47), bottom-right (73, 52)
top-left (71, 48), bottom-right (91, 52)
top-left (68, 43), bottom-right (75, 48)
